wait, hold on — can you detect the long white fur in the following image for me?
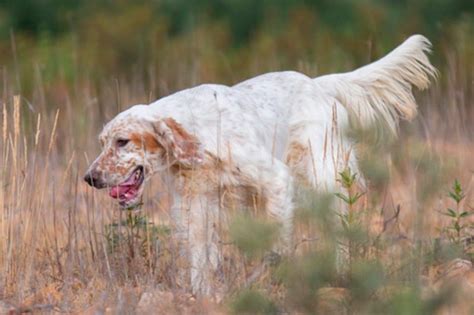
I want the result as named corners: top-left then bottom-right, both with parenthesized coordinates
top-left (314, 35), bottom-right (437, 134)
top-left (92, 35), bottom-right (436, 295)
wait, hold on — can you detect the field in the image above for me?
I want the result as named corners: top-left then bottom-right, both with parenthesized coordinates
top-left (0, 1), bottom-right (473, 314)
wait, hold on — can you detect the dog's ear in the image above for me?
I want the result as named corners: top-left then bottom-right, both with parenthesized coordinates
top-left (152, 117), bottom-right (204, 168)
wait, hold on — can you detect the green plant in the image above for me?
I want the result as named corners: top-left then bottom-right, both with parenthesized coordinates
top-left (441, 179), bottom-right (472, 249)
top-left (229, 213), bottom-right (279, 259)
top-left (335, 168), bottom-right (369, 265)
top-left (104, 207), bottom-right (170, 271)
top-left (230, 289), bottom-right (278, 315)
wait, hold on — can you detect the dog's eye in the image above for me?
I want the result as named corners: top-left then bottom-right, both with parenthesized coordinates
top-left (116, 139), bottom-right (130, 147)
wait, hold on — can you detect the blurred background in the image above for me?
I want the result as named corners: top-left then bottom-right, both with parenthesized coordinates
top-left (0, 0), bottom-right (472, 140)
top-left (0, 1), bottom-right (474, 313)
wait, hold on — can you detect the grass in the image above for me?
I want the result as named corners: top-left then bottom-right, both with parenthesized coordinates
top-left (0, 32), bottom-right (473, 314)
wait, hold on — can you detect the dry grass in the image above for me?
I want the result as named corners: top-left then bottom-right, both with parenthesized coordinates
top-left (0, 43), bottom-right (473, 314)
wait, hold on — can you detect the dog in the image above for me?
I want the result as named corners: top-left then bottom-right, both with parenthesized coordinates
top-left (84, 35), bottom-right (436, 294)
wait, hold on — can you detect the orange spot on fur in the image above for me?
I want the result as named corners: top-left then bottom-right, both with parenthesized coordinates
top-left (285, 142), bottom-right (311, 185)
top-left (285, 142), bottom-right (308, 166)
top-left (163, 118), bottom-right (201, 162)
top-left (130, 132), bottom-right (162, 153)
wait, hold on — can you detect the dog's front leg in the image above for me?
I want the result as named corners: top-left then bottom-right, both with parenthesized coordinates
top-left (169, 193), bottom-right (190, 289)
top-left (187, 194), bottom-right (220, 296)
top-left (171, 192), bottom-right (220, 296)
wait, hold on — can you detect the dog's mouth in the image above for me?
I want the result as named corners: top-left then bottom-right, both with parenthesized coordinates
top-left (109, 166), bottom-right (144, 205)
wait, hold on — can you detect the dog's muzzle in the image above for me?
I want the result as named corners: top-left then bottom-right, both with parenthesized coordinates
top-left (84, 170), bottom-right (106, 188)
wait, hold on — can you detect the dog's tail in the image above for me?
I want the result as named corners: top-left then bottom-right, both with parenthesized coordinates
top-left (314, 35), bottom-right (437, 135)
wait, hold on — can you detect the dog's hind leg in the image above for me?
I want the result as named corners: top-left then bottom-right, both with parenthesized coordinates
top-left (285, 117), bottom-right (361, 273)
top-left (264, 161), bottom-right (295, 255)
top-left (232, 146), bottom-right (295, 255)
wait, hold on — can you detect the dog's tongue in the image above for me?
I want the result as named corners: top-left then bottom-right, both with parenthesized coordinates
top-left (109, 175), bottom-right (138, 199)
top-left (109, 185), bottom-right (132, 199)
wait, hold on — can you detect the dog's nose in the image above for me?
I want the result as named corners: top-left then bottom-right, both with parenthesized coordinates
top-left (84, 170), bottom-right (102, 188)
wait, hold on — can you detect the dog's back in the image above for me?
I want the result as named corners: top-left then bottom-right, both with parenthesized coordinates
top-left (230, 35), bottom-right (436, 189)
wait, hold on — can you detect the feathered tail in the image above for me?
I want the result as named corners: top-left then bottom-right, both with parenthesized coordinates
top-left (314, 35), bottom-right (437, 134)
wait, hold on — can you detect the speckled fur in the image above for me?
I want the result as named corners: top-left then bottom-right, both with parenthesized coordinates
top-left (85, 35), bottom-right (436, 295)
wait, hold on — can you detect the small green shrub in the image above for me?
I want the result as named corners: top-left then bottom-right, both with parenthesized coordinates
top-left (442, 179), bottom-right (471, 244)
top-left (230, 289), bottom-right (278, 315)
top-left (104, 208), bottom-right (170, 270)
top-left (336, 168), bottom-right (371, 266)
top-left (438, 179), bottom-right (473, 260)
top-left (229, 213), bottom-right (279, 259)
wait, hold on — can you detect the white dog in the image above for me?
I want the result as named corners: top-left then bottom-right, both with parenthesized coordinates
top-left (84, 35), bottom-right (436, 294)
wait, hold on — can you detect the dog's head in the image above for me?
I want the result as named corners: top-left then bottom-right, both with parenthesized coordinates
top-left (84, 105), bottom-right (203, 207)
